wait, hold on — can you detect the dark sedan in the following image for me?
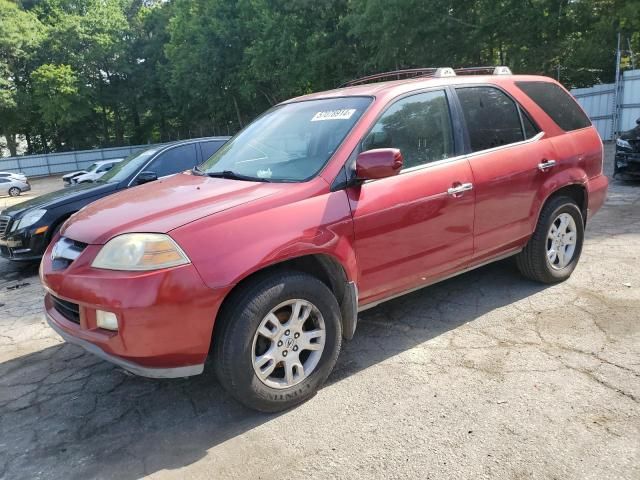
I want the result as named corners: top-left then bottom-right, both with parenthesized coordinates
top-left (0, 137), bottom-right (229, 261)
top-left (615, 118), bottom-right (640, 178)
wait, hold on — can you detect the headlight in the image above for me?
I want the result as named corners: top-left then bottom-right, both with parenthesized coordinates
top-left (91, 233), bottom-right (190, 271)
top-left (11, 209), bottom-right (47, 232)
top-left (616, 138), bottom-right (632, 150)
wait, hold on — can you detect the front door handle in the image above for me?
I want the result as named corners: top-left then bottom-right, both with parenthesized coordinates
top-left (447, 182), bottom-right (473, 196)
top-left (537, 159), bottom-right (556, 172)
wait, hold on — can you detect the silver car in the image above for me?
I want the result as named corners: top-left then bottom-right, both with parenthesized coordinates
top-left (0, 176), bottom-right (30, 197)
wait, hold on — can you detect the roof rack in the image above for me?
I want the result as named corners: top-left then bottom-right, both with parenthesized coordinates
top-left (340, 66), bottom-right (512, 87)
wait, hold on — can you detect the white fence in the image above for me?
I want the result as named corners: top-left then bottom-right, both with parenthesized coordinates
top-left (571, 69), bottom-right (640, 141)
top-left (0, 144), bottom-right (158, 177)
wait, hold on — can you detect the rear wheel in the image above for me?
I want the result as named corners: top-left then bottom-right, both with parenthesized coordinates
top-left (516, 196), bottom-right (584, 283)
top-left (8, 187), bottom-right (20, 197)
top-left (213, 271), bottom-right (342, 412)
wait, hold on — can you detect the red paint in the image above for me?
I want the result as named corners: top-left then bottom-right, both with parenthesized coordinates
top-left (41, 74), bottom-right (608, 372)
top-left (355, 148), bottom-right (403, 179)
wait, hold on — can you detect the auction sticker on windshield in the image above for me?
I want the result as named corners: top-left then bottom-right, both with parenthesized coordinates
top-left (311, 109), bottom-right (357, 121)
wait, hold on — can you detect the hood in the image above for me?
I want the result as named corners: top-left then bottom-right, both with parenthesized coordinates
top-left (62, 173), bottom-right (281, 244)
top-left (1, 182), bottom-right (118, 218)
top-left (62, 170), bottom-right (87, 179)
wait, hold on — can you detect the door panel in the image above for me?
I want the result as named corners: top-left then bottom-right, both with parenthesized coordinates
top-left (468, 137), bottom-right (559, 261)
top-left (348, 159), bottom-right (475, 304)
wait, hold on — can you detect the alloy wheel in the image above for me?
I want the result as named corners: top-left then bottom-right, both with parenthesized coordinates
top-left (547, 212), bottom-right (578, 269)
top-left (252, 299), bottom-right (326, 389)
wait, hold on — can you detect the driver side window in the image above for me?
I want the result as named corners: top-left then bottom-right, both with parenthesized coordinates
top-left (362, 90), bottom-right (454, 170)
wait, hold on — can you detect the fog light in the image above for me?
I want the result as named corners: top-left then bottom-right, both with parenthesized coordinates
top-left (96, 310), bottom-right (118, 331)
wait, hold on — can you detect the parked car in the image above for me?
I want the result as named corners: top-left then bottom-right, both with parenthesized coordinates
top-left (41, 67), bottom-right (608, 412)
top-left (0, 171), bottom-right (28, 183)
top-left (0, 176), bottom-right (30, 197)
top-left (614, 117), bottom-right (640, 178)
top-left (0, 137), bottom-right (228, 261)
top-left (69, 159), bottom-right (124, 185)
top-left (62, 170), bottom-right (88, 186)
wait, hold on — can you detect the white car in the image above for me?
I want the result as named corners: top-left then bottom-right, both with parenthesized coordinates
top-left (0, 172), bottom-right (28, 183)
top-left (62, 170), bottom-right (88, 186)
top-left (70, 159), bottom-right (123, 184)
top-left (0, 176), bottom-right (30, 197)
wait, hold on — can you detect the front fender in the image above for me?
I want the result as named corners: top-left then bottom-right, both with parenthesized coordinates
top-left (171, 189), bottom-right (358, 291)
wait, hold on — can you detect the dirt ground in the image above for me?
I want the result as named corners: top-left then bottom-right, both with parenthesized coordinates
top-left (0, 148), bottom-right (638, 480)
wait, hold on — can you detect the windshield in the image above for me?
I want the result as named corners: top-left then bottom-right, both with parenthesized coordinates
top-left (86, 163), bottom-right (99, 172)
top-left (200, 97), bottom-right (372, 182)
top-left (99, 147), bottom-right (161, 183)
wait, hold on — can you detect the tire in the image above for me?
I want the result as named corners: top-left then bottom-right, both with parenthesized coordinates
top-left (516, 196), bottom-right (584, 283)
top-left (8, 187), bottom-right (21, 197)
top-left (213, 270), bottom-right (342, 412)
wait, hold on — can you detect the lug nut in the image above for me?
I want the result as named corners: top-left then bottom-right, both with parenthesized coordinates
top-left (293, 346), bottom-right (298, 352)
top-left (284, 329), bottom-right (290, 336)
top-left (283, 350), bottom-right (288, 357)
top-left (277, 340), bottom-right (283, 347)
top-left (294, 332), bottom-right (300, 339)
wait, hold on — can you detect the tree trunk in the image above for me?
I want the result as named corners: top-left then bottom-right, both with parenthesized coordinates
top-left (5, 133), bottom-right (18, 157)
top-left (25, 132), bottom-right (32, 154)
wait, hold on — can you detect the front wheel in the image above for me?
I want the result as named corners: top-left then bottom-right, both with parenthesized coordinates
top-left (516, 196), bottom-right (584, 283)
top-left (213, 271), bottom-right (342, 412)
top-left (8, 187), bottom-right (21, 197)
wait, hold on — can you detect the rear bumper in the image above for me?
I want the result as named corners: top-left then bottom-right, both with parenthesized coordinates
top-left (586, 174), bottom-right (609, 220)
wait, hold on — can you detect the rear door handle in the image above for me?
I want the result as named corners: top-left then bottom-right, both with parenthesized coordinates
top-left (538, 159), bottom-right (556, 171)
top-left (447, 182), bottom-right (473, 196)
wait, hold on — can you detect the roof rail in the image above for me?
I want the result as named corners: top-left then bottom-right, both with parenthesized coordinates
top-left (340, 65), bottom-right (512, 87)
top-left (455, 66), bottom-right (512, 76)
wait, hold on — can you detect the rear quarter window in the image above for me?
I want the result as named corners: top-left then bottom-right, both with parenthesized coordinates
top-left (515, 81), bottom-right (591, 132)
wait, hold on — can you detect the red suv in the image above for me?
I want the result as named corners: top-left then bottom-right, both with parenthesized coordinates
top-left (41, 67), bottom-right (608, 412)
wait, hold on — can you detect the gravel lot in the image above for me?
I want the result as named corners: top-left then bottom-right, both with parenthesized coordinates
top-left (0, 151), bottom-right (638, 480)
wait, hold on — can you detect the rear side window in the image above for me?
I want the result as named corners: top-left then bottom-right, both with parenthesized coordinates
top-left (148, 143), bottom-right (198, 177)
top-left (521, 111), bottom-right (539, 139)
top-left (515, 81), bottom-right (591, 131)
top-left (200, 140), bottom-right (226, 160)
top-left (456, 87), bottom-right (524, 152)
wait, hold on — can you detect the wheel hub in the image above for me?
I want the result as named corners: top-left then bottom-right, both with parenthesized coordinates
top-left (252, 299), bottom-right (326, 389)
top-left (546, 212), bottom-right (578, 270)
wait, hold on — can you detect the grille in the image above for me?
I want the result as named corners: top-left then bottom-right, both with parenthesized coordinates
top-left (0, 216), bottom-right (10, 236)
top-left (52, 295), bottom-right (80, 324)
top-left (628, 139), bottom-right (640, 153)
top-left (51, 237), bottom-right (88, 270)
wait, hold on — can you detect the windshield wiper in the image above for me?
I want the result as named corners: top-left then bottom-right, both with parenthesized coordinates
top-left (206, 170), bottom-right (271, 182)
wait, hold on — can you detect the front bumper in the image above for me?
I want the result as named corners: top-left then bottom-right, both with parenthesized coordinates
top-left (0, 223), bottom-right (50, 261)
top-left (41, 242), bottom-right (226, 377)
top-left (614, 152), bottom-right (640, 176)
top-left (46, 313), bottom-right (204, 378)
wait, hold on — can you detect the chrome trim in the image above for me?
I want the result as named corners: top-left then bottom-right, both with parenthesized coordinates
top-left (357, 247), bottom-right (522, 312)
top-left (47, 314), bottom-right (204, 378)
top-left (447, 182), bottom-right (473, 196)
top-left (537, 159), bottom-right (557, 171)
top-left (51, 237), bottom-right (85, 262)
top-left (392, 131), bottom-right (546, 177)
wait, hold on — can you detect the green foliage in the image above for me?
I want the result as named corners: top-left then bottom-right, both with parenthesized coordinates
top-left (0, 0), bottom-right (637, 155)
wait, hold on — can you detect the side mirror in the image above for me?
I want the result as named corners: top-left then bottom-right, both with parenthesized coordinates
top-left (636, 117), bottom-right (640, 125)
top-left (136, 171), bottom-right (158, 185)
top-left (355, 148), bottom-right (403, 180)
